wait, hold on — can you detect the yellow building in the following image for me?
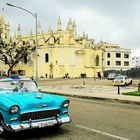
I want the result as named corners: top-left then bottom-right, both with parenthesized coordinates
top-left (0, 13), bottom-right (131, 78)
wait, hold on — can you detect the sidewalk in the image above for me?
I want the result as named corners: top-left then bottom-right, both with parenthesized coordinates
top-left (40, 85), bottom-right (140, 105)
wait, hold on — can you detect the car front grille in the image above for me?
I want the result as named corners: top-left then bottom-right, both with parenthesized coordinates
top-left (20, 109), bottom-right (60, 121)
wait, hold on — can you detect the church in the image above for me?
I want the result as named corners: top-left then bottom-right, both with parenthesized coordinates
top-left (0, 12), bottom-right (131, 78)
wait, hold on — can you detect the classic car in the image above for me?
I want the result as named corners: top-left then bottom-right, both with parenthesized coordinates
top-left (112, 75), bottom-right (132, 86)
top-left (0, 77), bottom-right (70, 134)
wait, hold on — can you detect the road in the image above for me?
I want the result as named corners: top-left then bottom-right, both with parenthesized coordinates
top-left (37, 78), bottom-right (140, 87)
top-left (1, 97), bottom-right (140, 140)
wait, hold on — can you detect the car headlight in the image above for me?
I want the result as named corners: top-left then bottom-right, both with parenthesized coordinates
top-left (9, 105), bottom-right (19, 114)
top-left (62, 100), bottom-right (69, 108)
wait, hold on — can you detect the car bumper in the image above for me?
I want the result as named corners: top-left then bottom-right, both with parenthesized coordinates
top-left (5, 116), bottom-right (70, 132)
top-left (113, 83), bottom-right (125, 86)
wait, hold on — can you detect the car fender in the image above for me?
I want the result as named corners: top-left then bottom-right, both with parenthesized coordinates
top-left (47, 94), bottom-right (69, 105)
top-left (0, 96), bottom-right (18, 112)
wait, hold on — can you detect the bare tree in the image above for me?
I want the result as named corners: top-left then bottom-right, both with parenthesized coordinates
top-left (0, 36), bottom-right (36, 76)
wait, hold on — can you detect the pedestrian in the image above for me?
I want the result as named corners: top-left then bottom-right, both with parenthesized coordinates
top-left (97, 72), bottom-right (101, 80)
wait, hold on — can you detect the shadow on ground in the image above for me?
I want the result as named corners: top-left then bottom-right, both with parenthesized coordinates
top-left (1, 126), bottom-right (69, 140)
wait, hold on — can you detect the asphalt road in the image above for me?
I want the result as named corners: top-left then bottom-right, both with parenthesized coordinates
top-left (1, 97), bottom-right (140, 140)
top-left (37, 78), bottom-right (140, 87)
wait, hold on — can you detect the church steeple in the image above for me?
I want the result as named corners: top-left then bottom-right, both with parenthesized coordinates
top-left (67, 17), bottom-right (73, 31)
top-left (37, 20), bottom-right (41, 34)
top-left (57, 17), bottom-right (62, 31)
top-left (10, 36), bottom-right (13, 43)
top-left (72, 19), bottom-right (76, 32)
top-left (0, 8), bottom-right (10, 40)
top-left (0, 8), bottom-right (6, 24)
top-left (17, 24), bottom-right (22, 37)
top-left (83, 31), bottom-right (86, 39)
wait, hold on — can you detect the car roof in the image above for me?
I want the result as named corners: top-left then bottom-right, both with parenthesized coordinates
top-left (0, 77), bottom-right (32, 82)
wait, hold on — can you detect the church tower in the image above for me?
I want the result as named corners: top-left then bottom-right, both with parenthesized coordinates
top-left (17, 24), bottom-right (22, 37)
top-left (37, 20), bottom-right (41, 34)
top-left (67, 18), bottom-right (73, 31)
top-left (57, 17), bottom-right (62, 31)
top-left (72, 19), bottom-right (77, 37)
top-left (0, 8), bottom-right (10, 40)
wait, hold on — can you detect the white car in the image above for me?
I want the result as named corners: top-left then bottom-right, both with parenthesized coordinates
top-left (112, 75), bottom-right (132, 86)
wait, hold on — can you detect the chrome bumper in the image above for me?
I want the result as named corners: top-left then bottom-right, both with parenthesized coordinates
top-left (6, 116), bottom-right (70, 132)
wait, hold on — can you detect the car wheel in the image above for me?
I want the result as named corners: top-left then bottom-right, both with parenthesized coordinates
top-left (0, 116), bottom-right (9, 136)
top-left (0, 117), bottom-right (5, 135)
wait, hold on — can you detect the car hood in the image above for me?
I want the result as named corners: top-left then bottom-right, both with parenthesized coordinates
top-left (0, 92), bottom-right (65, 112)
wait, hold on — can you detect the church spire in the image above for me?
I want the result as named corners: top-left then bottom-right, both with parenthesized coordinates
top-left (67, 17), bottom-right (73, 31)
top-left (83, 31), bottom-right (86, 39)
top-left (37, 20), bottom-right (41, 34)
top-left (72, 19), bottom-right (76, 31)
top-left (0, 8), bottom-right (6, 24)
top-left (10, 36), bottom-right (13, 43)
top-left (57, 16), bottom-right (62, 31)
top-left (17, 24), bottom-right (22, 37)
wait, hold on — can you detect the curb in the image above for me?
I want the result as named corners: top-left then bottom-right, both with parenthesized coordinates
top-left (42, 91), bottom-right (140, 106)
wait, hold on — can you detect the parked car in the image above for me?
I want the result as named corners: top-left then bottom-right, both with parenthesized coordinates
top-left (0, 77), bottom-right (70, 134)
top-left (107, 73), bottom-right (117, 80)
top-left (112, 75), bottom-right (132, 86)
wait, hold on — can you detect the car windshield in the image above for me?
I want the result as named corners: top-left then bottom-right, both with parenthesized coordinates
top-left (0, 80), bottom-right (38, 93)
top-left (116, 76), bottom-right (124, 80)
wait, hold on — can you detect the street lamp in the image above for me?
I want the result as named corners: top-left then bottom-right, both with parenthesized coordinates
top-left (6, 3), bottom-right (38, 80)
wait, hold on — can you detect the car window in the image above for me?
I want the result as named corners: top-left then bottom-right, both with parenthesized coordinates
top-left (116, 76), bottom-right (123, 80)
top-left (0, 80), bottom-right (38, 92)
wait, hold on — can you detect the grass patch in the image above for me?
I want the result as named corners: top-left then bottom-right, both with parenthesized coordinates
top-left (122, 91), bottom-right (140, 96)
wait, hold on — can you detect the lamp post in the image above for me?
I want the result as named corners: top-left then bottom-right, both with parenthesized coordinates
top-left (6, 3), bottom-right (38, 80)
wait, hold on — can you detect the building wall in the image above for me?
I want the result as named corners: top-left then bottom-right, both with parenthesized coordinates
top-left (103, 46), bottom-right (131, 71)
top-left (131, 56), bottom-right (140, 68)
top-left (0, 15), bottom-right (132, 78)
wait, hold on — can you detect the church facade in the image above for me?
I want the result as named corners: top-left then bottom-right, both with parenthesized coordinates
top-left (0, 13), bottom-right (131, 78)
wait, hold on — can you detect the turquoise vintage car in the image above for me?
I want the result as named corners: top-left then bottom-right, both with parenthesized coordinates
top-left (0, 77), bottom-right (70, 134)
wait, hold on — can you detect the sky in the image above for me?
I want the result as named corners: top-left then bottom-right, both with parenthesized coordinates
top-left (0, 0), bottom-right (140, 56)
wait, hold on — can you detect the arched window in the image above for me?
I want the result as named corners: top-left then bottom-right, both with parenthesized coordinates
top-left (45, 53), bottom-right (49, 62)
top-left (95, 55), bottom-right (99, 66)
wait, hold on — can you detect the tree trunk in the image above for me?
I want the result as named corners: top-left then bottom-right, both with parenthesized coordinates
top-left (7, 67), bottom-right (13, 77)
